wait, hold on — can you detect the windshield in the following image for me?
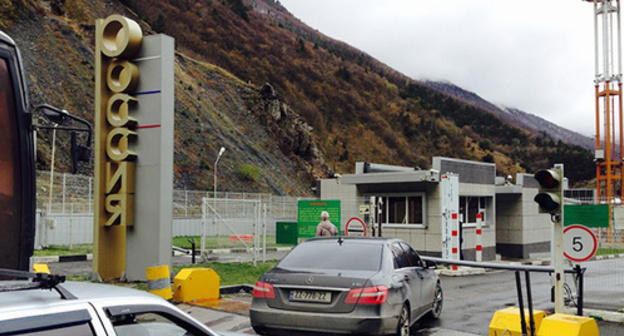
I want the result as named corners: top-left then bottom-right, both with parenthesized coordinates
top-left (277, 239), bottom-right (383, 271)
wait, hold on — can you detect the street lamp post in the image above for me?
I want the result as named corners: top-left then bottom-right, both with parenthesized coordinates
top-left (213, 147), bottom-right (226, 236)
top-left (202, 146), bottom-right (226, 259)
top-left (214, 146), bottom-right (226, 203)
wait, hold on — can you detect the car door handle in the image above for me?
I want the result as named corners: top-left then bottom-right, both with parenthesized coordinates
top-left (403, 274), bottom-right (410, 282)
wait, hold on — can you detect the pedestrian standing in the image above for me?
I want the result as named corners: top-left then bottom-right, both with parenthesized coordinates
top-left (316, 211), bottom-right (338, 236)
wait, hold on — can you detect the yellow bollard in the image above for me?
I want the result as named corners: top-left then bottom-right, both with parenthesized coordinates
top-left (536, 314), bottom-right (599, 336)
top-left (489, 307), bottom-right (547, 336)
top-left (173, 268), bottom-right (220, 303)
top-left (146, 265), bottom-right (172, 300)
top-left (33, 263), bottom-right (50, 274)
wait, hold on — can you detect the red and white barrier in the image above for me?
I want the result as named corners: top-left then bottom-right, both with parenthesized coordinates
top-left (476, 212), bottom-right (483, 262)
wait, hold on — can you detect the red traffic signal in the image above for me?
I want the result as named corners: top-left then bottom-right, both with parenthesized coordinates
top-left (534, 168), bottom-right (563, 214)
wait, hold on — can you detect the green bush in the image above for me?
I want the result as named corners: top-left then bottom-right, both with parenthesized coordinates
top-left (235, 164), bottom-right (261, 181)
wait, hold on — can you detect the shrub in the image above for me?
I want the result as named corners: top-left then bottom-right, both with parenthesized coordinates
top-left (235, 163), bottom-right (261, 181)
top-left (478, 139), bottom-right (492, 151)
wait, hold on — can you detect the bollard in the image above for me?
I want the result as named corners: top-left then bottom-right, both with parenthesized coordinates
top-left (489, 307), bottom-right (546, 336)
top-left (33, 263), bottom-right (50, 274)
top-left (174, 268), bottom-right (220, 303)
top-left (536, 314), bottom-right (598, 336)
top-left (146, 265), bottom-right (172, 300)
top-left (188, 238), bottom-right (196, 264)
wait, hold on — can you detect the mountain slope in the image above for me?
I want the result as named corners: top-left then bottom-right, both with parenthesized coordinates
top-left (1, 0), bottom-right (595, 192)
top-left (423, 81), bottom-right (594, 151)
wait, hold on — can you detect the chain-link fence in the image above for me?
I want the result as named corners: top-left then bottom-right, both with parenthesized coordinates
top-left (35, 171), bottom-right (307, 255)
top-left (37, 171), bottom-right (93, 214)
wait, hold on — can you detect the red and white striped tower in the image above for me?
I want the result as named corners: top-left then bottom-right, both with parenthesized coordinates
top-left (475, 212), bottom-right (483, 262)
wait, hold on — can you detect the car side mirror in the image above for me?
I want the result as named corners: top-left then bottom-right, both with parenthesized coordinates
top-left (425, 260), bottom-right (437, 269)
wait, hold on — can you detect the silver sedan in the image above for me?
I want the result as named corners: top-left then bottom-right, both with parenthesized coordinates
top-left (250, 237), bottom-right (443, 335)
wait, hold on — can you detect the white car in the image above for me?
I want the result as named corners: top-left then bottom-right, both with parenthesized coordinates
top-left (0, 270), bottom-right (244, 336)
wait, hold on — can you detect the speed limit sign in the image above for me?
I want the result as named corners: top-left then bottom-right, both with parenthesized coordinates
top-left (563, 225), bottom-right (597, 263)
top-left (346, 217), bottom-right (367, 237)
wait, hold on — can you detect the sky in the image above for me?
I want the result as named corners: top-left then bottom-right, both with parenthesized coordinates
top-left (278, 0), bottom-right (599, 137)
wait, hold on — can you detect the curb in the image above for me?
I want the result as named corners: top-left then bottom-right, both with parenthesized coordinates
top-left (33, 254), bottom-right (92, 264)
top-left (439, 266), bottom-right (487, 277)
top-left (594, 253), bottom-right (624, 261)
top-left (203, 246), bottom-right (293, 255)
top-left (564, 307), bottom-right (624, 323)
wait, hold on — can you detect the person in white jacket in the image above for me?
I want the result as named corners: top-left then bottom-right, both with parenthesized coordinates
top-left (315, 211), bottom-right (338, 236)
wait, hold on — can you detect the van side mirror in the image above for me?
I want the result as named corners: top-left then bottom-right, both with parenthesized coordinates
top-left (32, 104), bottom-right (93, 174)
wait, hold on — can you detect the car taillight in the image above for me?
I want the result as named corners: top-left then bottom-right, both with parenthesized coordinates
top-left (253, 281), bottom-right (276, 299)
top-left (344, 285), bottom-right (388, 304)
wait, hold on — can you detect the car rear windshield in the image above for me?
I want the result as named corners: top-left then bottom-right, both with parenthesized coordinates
top-left (278, 240), bottom-right (383, 271)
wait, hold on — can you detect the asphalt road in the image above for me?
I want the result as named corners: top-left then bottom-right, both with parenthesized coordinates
top-left (48, 256), bottom-right (623, 335)
top-left (582, 257), bottom-right (624, 311)
top-left (417, 264), bottom-right (623, 336)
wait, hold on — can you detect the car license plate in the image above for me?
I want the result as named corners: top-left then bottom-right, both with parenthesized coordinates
top-left (289, 290), bottom-right (331, 303)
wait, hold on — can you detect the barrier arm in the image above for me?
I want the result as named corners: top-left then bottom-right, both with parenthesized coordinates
top-left (420, 256), bottom-right (586, 316)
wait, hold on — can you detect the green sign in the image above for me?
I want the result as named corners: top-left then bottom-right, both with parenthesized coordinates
top-left (564, 204), bottom-right (609, 228)
top-left (297, 200), bottom-right (341, 238)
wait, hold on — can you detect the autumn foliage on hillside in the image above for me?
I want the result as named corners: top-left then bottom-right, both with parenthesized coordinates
top-left (121, 0), bottom-right (592, 183)
top-left (1, 0), bottom-right (594, 194)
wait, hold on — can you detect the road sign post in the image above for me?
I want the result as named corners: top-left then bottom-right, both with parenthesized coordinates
top-left (534, 163), bottom-right (565, 314)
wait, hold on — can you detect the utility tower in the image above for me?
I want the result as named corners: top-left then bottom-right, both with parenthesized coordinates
top-left (587, 0), bottom-right (623, 240)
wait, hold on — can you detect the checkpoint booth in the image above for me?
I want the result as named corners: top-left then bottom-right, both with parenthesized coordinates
top-left (317, 157), bottom-right (497, 261)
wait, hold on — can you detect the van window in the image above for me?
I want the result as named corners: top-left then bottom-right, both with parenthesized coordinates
top-left (0, 56), bottom-right (22, 268)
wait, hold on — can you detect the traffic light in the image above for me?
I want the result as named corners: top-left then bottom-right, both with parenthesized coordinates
top-left (534, 168), bottom-right (563, 214)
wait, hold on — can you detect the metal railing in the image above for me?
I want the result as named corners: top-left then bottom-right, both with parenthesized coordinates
top-left (421, 257), bottom-right (586, 317)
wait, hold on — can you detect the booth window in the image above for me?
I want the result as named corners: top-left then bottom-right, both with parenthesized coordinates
top-left (459, 196), bottom-right (489, 225)
top-left (378, 194), bottom-right (425, 227)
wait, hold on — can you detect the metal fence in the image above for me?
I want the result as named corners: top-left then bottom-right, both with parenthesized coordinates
top-left (33, 171), bottom-right (624, 309)
top-left (35, 171), bottom-right (307, 263)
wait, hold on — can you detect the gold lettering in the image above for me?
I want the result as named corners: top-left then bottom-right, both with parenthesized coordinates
top-left (105, 193), bottom-right (135, 226)
top-left (107, 60), bottom-right (140, 93)
top-left (95, 14), bottom-right (143, 277)
top-left (106, 161), bottom-right (135, 194)
top-left (107, 93), bottom-right (137, 128)
top-left (101, 15), bottom-right (143, 58)
top-left (106, 128), bottom-right (137, 162)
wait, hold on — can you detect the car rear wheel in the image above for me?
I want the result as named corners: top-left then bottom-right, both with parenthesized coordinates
top-left (395, 303), bottom-right (410, 336)
top-left (427, 283), bottom-right (443, 320)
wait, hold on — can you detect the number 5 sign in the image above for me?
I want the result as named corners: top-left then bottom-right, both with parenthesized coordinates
top-left (563, 225), bottom-right (597, 262)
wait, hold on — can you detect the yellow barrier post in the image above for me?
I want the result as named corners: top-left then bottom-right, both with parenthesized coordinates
top-left (146, 265), bottom-right (172, 300)
top-left (489, 307), bottom-right (547, 336)
top-left (537, 314), bottom-right (599, 336)
top-left (33, 263), bottom-right (50, 274)
top-left (174, 268), bottom-right (220, 303)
